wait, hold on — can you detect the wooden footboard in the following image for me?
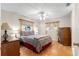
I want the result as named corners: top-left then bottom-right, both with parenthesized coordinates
top-left (21, 41), bottom-right (52, 53)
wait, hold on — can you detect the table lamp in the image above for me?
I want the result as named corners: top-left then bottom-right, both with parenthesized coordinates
top-left (1, 22), bottom-right (11, 42)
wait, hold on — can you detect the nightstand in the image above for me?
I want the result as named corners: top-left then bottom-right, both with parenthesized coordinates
top-left (1, 37), bottom-right (20, 56)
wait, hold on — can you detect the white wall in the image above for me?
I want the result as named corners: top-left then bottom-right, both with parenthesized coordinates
top-left (59, 13), bottom-right (71, 27)
top-left (45, 13), bottom-right (71, 27)
top-left (72, 4), bottom-right (79, 56)
top-left (1, 10), bottom-right (20, 30)
top-left (1, 10), bottom-right (34, 31)
top-left (72, 4), bottom-right (79, 43)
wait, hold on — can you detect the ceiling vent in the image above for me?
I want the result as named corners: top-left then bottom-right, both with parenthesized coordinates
top-left (66, 3), bottom-right (71, 7)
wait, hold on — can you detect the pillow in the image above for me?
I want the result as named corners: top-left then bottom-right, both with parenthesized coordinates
top-left (20, 31), bottom-right (34, 36)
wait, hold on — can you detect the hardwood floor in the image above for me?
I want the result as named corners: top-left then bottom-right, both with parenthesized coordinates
top-left (20, 41), bottom-right (72, 56)
top-left (0, 41), bottom-right (72, 56)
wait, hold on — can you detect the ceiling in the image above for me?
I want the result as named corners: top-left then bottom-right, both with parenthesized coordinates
top-left (1, 3), bottom-right (72, 20)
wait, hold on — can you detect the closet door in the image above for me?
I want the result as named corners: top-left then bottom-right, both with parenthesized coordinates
top-left (58, 27), bottom-right (71, 46)
top-left (64, 28), bottom-right (71, 46)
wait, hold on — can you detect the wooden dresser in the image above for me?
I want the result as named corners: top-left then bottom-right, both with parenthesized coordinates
top-left (58, 27), bottom-right (71, 46)
top-left (1, 38), bottom-right (20, 56)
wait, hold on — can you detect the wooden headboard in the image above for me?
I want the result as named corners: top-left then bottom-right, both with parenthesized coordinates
top-left (19, 19), bottom-right (34, 36)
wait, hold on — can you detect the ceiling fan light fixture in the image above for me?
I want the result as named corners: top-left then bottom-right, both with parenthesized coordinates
top-left (39, 11), bottom-right (46, 20)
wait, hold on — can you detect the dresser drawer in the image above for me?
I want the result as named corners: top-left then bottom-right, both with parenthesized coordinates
top-left (1, 40), bottom-right (20, 56)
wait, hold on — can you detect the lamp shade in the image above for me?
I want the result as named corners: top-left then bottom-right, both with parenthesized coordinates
top-left (1, 23), bottom-right (11, 30)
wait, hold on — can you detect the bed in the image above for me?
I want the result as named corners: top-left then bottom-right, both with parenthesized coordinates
top-left (19, 19), bottom-right (52, 53)
top-left (20, 31), bottom-right (52, 53)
